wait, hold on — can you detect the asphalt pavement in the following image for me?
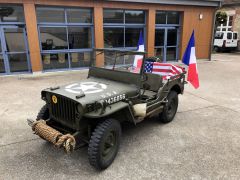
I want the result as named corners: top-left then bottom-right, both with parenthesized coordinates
top-left (0, 53), bottom-right (240, 179)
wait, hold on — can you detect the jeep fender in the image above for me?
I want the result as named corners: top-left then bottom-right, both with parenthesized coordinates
top-left (84, 102), bottom-right (136, 124)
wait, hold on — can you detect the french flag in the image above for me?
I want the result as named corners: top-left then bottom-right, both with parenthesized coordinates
top-left (182, 31), bottom-right (200, 89)
top-left (133, 31), bottom-right (144, 70)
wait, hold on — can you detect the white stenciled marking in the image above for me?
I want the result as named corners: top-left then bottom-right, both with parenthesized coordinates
top-left (65, 82), bottom-right (107, 94)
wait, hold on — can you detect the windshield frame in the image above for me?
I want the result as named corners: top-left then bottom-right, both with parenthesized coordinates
top-left (92, 48), bottom-right (147, 75)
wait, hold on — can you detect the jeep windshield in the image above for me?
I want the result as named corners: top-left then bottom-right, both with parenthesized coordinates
top-left (93, 48), bottom-right (147, 74)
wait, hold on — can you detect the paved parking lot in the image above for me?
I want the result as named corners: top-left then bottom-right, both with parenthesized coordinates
top-left (0, 53), bottom-right (240, 179)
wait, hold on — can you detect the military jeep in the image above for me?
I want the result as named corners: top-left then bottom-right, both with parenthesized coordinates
top-left (27, 49), bottom-right (186, 170)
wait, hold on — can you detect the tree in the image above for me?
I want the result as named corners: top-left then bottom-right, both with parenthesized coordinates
top-left (215, 11), bottom-right (228, 27)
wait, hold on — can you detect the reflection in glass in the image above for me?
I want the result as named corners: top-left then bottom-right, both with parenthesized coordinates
top-left (155, 48), bottom-right (164, 61)
top-left (4, 28), bottom-right (26, 52)
top-left (42, 53), bottom-right (69, 70)
top-left (67, 9), bottom-right (92, 23)
top-left (155, 29), bottom-right (165, 47)
top-left (70, 52), bottom-right (92, 68)
top-left (104, 28), bottom-right (124, 48)
top-left (167, 29), bottom-right (177, 46)
top-left (36, 7), bottom-right (65, 23)
top-left (167, 12), bottom-right (179, 24)
top-left (125, 10), bottom-right (145, 24)
top-left (40, 27), bottom-right (68, 50)
top-left (103, 9), bottom-right (124, 23)
top-left (125, 28), bottom-right (143, 47)
top-left (166, 48), bottom-right (176, 61)
top-left (8, 53), bottom-right (28, 72)
top-left (0, 55), bottom-right (5, 73)
top-left (0, 5), bottom-right (25, 22)
top-left (68, 27), bottom-right (92, 49)
top-left (156, 12), bottom-right (166, 24)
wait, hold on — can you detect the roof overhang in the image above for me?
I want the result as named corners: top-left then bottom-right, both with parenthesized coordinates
top-left (105, 0), bottom-right (223, 7)
top-left (222, 2), bottom-right (240, 7)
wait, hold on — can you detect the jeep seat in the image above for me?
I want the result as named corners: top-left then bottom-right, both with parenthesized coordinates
top-left (145, 73), bottom-right (163, 92)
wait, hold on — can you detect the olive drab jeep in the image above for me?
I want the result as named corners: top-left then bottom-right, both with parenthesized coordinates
top-left (27, 49), bottom-right (186, 170)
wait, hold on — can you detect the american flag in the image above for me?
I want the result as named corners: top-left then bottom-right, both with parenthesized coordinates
top-left (144, 62), bottom-right (185, 80)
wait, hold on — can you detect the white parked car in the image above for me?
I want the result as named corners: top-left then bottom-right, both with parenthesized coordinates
top-left (214, 31), bottom-right (239, 52)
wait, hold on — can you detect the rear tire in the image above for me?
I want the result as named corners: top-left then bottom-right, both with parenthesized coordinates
top-left (36, 104), bottom-right (49, 120)
top-left (88, 119), bottom-right (121, 170)
top-left (159, 91), bottom-right (178, 123)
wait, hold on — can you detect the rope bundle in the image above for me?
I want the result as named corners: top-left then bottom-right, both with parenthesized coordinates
top-left (32, 120), bottom-right (76, 153)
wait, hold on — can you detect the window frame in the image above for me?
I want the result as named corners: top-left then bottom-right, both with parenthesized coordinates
top-left (36, 6), bottom-right (94, 71)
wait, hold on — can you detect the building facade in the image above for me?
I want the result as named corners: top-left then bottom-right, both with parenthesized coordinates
top-left (0, 0), bottom-right (221, 75)
top-left (217, 0), bottom-right (240, 50)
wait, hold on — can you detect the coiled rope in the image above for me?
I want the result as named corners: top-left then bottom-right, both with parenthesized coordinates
top-left (32, 120), bottom-right (76, 153)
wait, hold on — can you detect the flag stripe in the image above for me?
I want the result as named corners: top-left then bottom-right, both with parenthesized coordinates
top-left (144, 61), bottom-right (184, 79)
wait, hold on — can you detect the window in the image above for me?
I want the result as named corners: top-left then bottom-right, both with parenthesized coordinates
top-left (227, 33), bottom-right (232, 40)
top-left (0, 5), bottom-right (25, 23)
top-left (103, 9), bottom-right (124, 23)
top-left (68, 27), bottom-right (92, 49)
top-left (228, 16), bottom-right (233, 27)
top-left (156, 11), bottom-right (180, 25)
top-left (104, 28), bottom-right (124, 48)
top-left (155, 29), bottom-right (165, 47)
top-left (37, 7), bottom-right (93, 70)
top-left (215, 32), bottom-right (224, 39)
top-left (167, 12), bottom-right (179, 24)
top-left (37, 7), bottom-right (65, 23)
top-left (233, 33), bottom-right (238, 40)
top-left (40, 27), bottom-right (68, 50)
top-left (67, 9), bottom-right (92, 23)
top-left (103, 9), bottom-right (145, 49)
top-left (156, 12), bottom-right (166, 24)
top-left (125, 28), bottom-right (143, 47)
top-left (125, 10), bottom-right (145, 24)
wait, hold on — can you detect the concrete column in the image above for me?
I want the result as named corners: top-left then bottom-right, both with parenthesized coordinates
top-left (93, 6), bottom-right (104, 67)
top-left (23, 2), bottom-right (42, 72)
top-left (146, 8), bottom-right (156, 57)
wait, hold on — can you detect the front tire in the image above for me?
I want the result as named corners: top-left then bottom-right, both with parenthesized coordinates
top-left (36, 104), bottom-right (49, 120)
top-left (159, 91), bottom-right (179, 123)
top-left (88, 119), bottom-right (121, 170)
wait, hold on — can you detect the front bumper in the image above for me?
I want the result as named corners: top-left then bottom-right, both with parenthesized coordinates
top-left (27, 119), bottom-right (76, 153)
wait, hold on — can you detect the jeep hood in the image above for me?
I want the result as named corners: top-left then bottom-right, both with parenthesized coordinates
top-left (42, 77), bottom-right (139, 106)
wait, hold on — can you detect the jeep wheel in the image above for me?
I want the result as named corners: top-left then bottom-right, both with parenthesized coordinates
top-left (159, 91), bottom-right (178, 123)
top-left (36, 104), bottom-right (49, 120)
top-left (88, 119), bottom-right (121, 170)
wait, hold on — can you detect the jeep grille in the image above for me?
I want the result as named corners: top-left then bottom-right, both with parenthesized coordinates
top-left (47, 93), bottom-right (77, 128)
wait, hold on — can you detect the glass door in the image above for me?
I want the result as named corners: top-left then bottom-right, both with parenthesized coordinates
top-left (155, 27), bottom-right (179, 62)
top-left (0, 26), bottom-right (30, 74)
